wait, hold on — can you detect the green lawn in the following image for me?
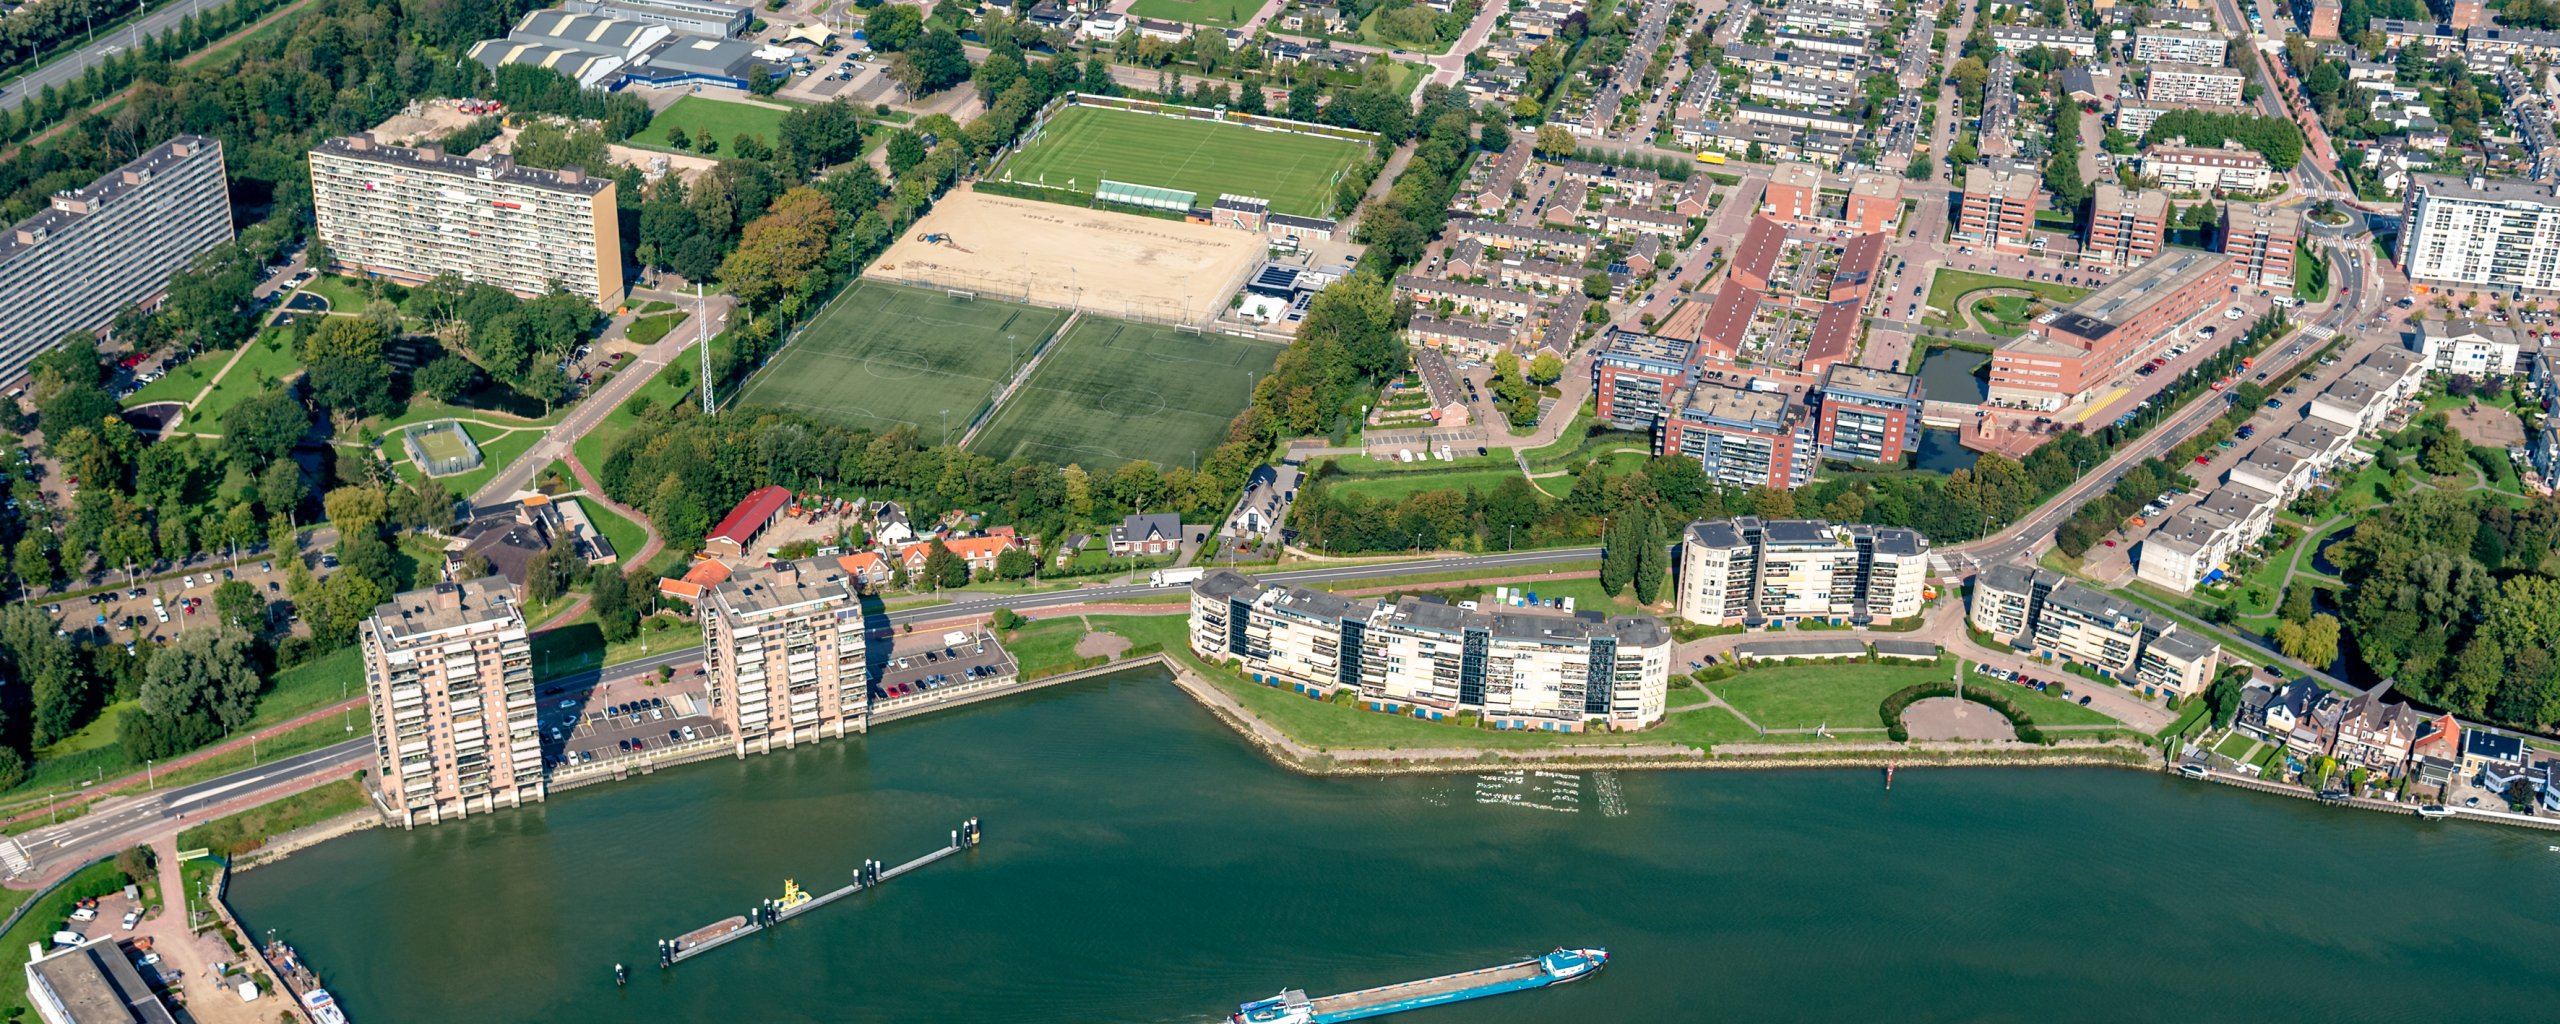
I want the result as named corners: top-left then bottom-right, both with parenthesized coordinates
top-left (573, 343), bottom-right (705, 479)
top-left (2212, 731), bottom-right (2259, 760)
top-left (632, 95), bottom-right (793, 153)
top-left (122, 345), bottom-right (238, 408)
top-left (996, 103), bottom-right (1371, 218)
top-left (578, 498), bottom-right (649, 563)
top-left (626, 311), bottom-right (686, 346)
top-left (188, 330), bottom-right (304, 426)
top-left (1924, 269), bottom-right (2089, 322)
top-left (175, 778), bottom-right (367, 857)
top-left (6, 646), bottom-right (364, 802)
top-left (1367, 575), bottom-right (1652, 616)
top-left (295, 273), bottom-right (387, 314)
top-left (1325, 450), bottom-right (1516, 474)
top-left (1327, 466), bottom-right (1529, 501)
top-left (968, 316), bottom-right (1279, 469)
top-left (1707, 661), bottom-right (1957, 731)
top-left (1126, 0), bottom-right (1255, 26)
top-left (1001, 617), bottom-right (1099, 675)
top-left (0, 860), bottom-right (132, 1018)
top-left (737, 281), bottom-right (1066, 440)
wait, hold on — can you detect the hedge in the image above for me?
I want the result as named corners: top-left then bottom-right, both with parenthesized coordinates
top-left (1878, 681), bottom-right (2048, 744)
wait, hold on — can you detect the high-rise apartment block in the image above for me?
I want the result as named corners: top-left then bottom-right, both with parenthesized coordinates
top-left (2132, 29), bottom-right (2229, 65)
top-left (1954, 169), bottom-right (2041, 253)
top-left (700, 559), bottom-right (870, 755)
top-left (1813, 364), bottom-right (1922, 463)
top-left (2400, 174), bottom-right (2560, 295)
top-left (0, 136), bottom-right (231, 387)
top-left (309, 134), bottom-right (624, 303)
top-left (1971, 565), bottom-right (2221, 697)
top-left (362, 578), bottom-right (542, 827)
top-left (2142, 63), bottom-right (2247, 106)
top-left (1676, 518), bottom-right (1930, 627)
top-left (2221, 203), bottom-right (2300, 288)
top-left (2085, 184), bottom-right (2169, 268)
top-left (1190, 571), bottom-right (1675, 732)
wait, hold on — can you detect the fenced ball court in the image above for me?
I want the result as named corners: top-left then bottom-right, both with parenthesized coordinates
top-left (404, 421), bottom-right (485, 477)
top-left (994, 100), bottom-right (1373, 219)
top-left (968, 316), bottom-right (1281, 469)
top-left (736, 281), bottom-right (1071, 439)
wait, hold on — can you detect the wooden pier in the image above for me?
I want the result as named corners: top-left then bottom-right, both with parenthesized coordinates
top-left (657, 817), bottom-right (982, 969)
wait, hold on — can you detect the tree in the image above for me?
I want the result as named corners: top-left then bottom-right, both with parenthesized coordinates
top-left (2279, 583), bottom-right (2314, 625)
top-left (902, 29), bottom-right (972, 94)
top-left (1535, 123), bottom-right (1577, 157)
top-left (2276, 614), bottom-right (2341, 667)
top-left (922, 539), bottom-right (967, 589)
top-left (885, 130), bottom-right (927, 175)
top-left (220, 388), bottom-right (310, 472)
top-left (1581, 272), bottom-right (1614, 300)
top-left (993, 546), bottom-right (1037, 580)
top-left (1600, 511), bottom-right (1637, 596)
top-left (1526, 352), bottom-right (1565, 386)
top-left (593, 568), bottom-right (640, 642)
top-left (991, 607), bottom-right (1026, 630)
top-left (717, 188), bottom-right (841, 310)
top-left (2205, 671), bottom-right (2244, 727)
top-left (212, 579), bottom-right (266, 633)
top-left (1632, 508), bottom-right (1668, 605)
top-left (14, 533), bottom-right (59, 590)
top-left (414, 355), bottom-right (482, 403)
top-left (301, 317), bottom-right (398, 419)
top-left (141, 627), bottom-right (264, 733)
top-left (866, 3), bottom-right (923, 50)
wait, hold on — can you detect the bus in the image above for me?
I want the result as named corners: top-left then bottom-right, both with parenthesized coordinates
top-left (1695, 151), bottom-right (1727, 165)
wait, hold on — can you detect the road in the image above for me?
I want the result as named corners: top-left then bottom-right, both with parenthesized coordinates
top-left (469, 288), bottom-right (730, 506)
top-left (0, 0), bottom-right (228, 113)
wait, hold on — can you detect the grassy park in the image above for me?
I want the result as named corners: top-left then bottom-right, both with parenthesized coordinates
top-left (1923, 269), bottom-right (2090, 334)
top-left (634, 95), bottom-right (792, 152)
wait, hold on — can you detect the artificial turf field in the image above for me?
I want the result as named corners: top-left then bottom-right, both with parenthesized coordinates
top-left (969, 316), bottom-right (1281, 469)
top-left (996, 104), bottom-right (1369, 218)
top-left (737, 281), bottom-right (1070, 439)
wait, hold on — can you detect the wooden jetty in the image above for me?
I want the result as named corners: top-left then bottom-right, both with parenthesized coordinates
top-left (659, 817), bottom-right (982, 969)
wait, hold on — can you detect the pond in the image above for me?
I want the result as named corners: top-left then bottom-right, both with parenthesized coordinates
top-left (1909, 428), bottom-right (1978, 474)
top-left (1914, 345), bottom-right (1988, 405)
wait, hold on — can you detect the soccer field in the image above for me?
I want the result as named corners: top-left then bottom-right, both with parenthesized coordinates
top-left (737, 282), bottom-right (1071, 440)
top-left (998, 105), bottom-right (1370, 218)
top-left (970, 317), bottom-right (1281, 469)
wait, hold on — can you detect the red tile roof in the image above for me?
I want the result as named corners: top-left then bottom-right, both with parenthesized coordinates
top-left (708, 485), bottom-right (791, 546)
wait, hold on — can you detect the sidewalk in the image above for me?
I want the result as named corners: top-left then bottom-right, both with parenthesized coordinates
top-left (0, 697), bottom-right (365, 829)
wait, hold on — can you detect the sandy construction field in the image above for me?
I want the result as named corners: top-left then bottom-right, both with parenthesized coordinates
top-left (867, 186), bottom-right (1265, 325)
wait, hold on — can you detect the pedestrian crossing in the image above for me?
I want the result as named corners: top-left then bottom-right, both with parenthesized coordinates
top-left (0, 838), bottom-right (32, 879)
top-left (2300, 324), bottom-right (2336, 342)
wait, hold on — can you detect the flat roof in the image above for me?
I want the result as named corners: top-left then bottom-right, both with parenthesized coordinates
top-left (1822, 363), bottom-right (1920, 400)
top-left (27, 941), bottom-right (178, 1024)
top-left (369, 577), bottom-right (522, 644)
top-left (1677, 383), bottom-right (1793, 429)
top-left (0, 135), bottom-right (219, 270)
top-left (313, 134), bottom-right (611, 195)
top-left (709, 558), bottom-right (857, 617)
top-left (2042, 248), bottom-right (2229, 338)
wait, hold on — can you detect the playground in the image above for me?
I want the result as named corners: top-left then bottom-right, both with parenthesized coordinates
top-left (866, 186), bottom-right (1264, 325)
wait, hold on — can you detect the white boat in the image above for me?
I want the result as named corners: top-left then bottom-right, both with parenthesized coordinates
top-left (2414, 805), bottom-right (2453, 820)
top-left (303, 989), bottom-right (350, 1024)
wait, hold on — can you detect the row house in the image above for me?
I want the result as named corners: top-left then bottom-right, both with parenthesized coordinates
top-left (1604, 205), bottom-right (1688, 240)
top-left (1394, 275), bottom-right (1539, 321)
top-left (1989, 25), bottom-right (2099, 56)
top-left (1450, 218), bottom-right (1598, 260)
top-left (1406, 315), bottom-right (1521, 360)
top-left (1722, 42), bottom-right (1864, 82)
top-left (1559, 160), bottom-right (1662, 201)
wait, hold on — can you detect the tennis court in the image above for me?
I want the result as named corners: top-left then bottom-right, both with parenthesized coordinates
top-left (969, 316), bottom-right (1281, 469)
top-left (736, 281), bottom-right (1070, 440)
top-left (997, 104), bottom-right (1369, 218)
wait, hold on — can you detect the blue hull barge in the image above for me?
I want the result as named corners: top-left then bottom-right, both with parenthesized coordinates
top-left (1230, 948), bottom-right (1607, 1023)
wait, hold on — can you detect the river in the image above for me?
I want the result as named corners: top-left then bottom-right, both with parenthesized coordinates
top-left (229, 667), bottom-right (2560, 1023)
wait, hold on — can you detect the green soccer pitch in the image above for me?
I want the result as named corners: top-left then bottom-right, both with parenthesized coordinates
top-left (968, 316), bottom-right (1281, 469)
top-left (736, 281), bottom-right (1070, 440)
top-left (997, 104), bottom-right (1369, 218)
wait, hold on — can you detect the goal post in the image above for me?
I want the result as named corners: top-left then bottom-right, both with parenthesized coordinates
top-left (947, 289), bottom-right (978, 302)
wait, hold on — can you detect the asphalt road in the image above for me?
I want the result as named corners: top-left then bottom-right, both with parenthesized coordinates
top-left (0, 0), bottom-right (226, 113)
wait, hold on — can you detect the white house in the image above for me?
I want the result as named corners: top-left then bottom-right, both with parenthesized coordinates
top-left (2415, 320), bottom-right (2529, 378)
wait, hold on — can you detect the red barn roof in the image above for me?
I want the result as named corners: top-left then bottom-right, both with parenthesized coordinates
top-left (708, 486), bottom-right (791, 546)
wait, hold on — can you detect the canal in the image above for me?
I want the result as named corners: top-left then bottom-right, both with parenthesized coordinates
top-left (230, 667), bottom-right (2560, 1023)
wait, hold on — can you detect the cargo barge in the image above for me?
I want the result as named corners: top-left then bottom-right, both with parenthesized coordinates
top-left (1229, 947), bottom-right (1607, 1023)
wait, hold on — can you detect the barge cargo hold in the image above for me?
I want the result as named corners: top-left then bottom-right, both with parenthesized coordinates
top-left (1230, 947), bottom-right (1607, 1023)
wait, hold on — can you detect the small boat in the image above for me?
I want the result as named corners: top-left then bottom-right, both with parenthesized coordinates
top-left (776, 880), bottom-right (813, 911)
top-left (1230, 948), bottom-right (1607, 1023)
top-left (2415, 805), bottom-right (2453, 820)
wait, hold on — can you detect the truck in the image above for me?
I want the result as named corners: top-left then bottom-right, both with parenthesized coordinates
top-left (1696, 151), bottom-right (1727, 165)
top-left (1151, 567), bottom-right (1205, 588)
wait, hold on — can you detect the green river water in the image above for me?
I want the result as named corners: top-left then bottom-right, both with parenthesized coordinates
top-left (229, 667), bottom-right (2560, 1023)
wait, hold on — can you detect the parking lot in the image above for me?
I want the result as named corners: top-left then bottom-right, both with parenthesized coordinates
top-left (872, 629), bottom-right (1015, 705)
top-left (43, 556), bottom-right (302, 651)
top-left (544, 685), bottom-right (722, 768)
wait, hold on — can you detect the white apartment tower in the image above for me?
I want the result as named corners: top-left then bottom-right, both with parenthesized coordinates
top-left (0, 135), bottom-right (231, 386)
top-left (701, 559), bottom-right (870, 755)
top-left (362, 578), bottom-right (542, 827)
top-left (2401, 173), bottom-right (2560, 294)
top-left (1675, 518), bottom-right (1931, 626)
top-left (1190, 571), bottom-right (1676, 731)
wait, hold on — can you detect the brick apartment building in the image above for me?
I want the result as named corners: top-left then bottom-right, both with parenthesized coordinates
top-left (1954, 168), bottom-right (2042, 253)
top-left (1659, 384), bottom-right (1809, 489)
top-left (2085, 184), bottom-right (2169, 267)
top-left (2222, 202), bottom-right (2301, 288)
top-left (1813, 364), bottom-right (1924, 463)
top-left (1762, 162), bottom-right (1905, 234)
top-left (1989, 250), bottom-right (2237, 410)
top-left (1594, 332), bottom-right (1697, 429)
